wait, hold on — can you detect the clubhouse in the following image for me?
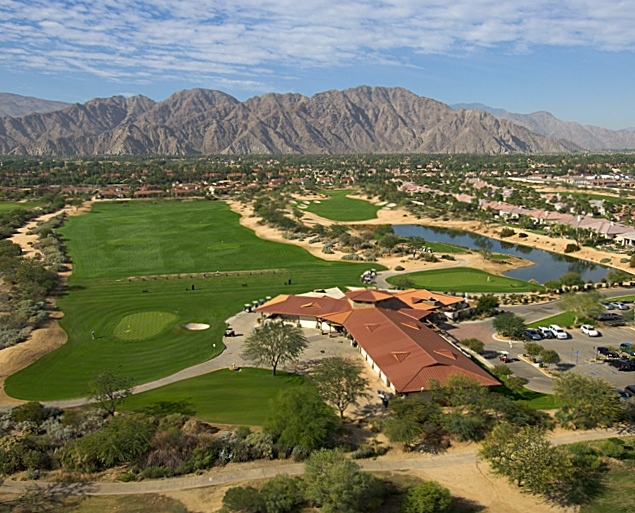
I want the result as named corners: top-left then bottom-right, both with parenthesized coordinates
top-left (256, 288), bottom-right (500, 393)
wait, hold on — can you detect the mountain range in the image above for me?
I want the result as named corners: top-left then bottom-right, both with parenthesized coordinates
top-left (451, 103), bottom-right (635, 151)
top-left (0, 93), bottom-right (71, 119)
top-left (0, 87), bottom-right (582, 156)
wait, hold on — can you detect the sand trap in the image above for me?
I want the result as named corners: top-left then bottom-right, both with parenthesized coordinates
top-left (183, 323), bottom-right (210, 331)
top-left (375, 201), bottom-right (388, 206)
top-left (313, 200), bottom-right (321, 203)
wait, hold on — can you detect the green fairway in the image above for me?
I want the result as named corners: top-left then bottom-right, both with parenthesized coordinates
top-left (0, 200), bottom-right (43, 212)
top-left (6, 200), bottom-right (377, 401)
top-left (123, 368), bottom-right (306, 425)
top-left (302, 190), bottom-right (380, 221)
top-left (388, 267), bottom-right (538, 293)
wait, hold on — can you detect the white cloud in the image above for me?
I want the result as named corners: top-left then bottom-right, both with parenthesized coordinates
top-left (1, 0), bottom-right (634, 86)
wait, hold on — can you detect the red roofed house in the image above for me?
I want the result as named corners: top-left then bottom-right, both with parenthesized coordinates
top-left (256, 288), bottom-right (498, 393)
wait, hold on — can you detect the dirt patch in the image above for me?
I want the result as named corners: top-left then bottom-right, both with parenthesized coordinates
top-left (0, 319), bottom-right (67, 405)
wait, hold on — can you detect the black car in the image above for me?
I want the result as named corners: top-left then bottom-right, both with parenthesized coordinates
top-left (523, 329), bottom-right (542, 341)
top-left (597, 347), bottom-right (620, 359)
top-left (608, 360), bottom-right (635, 371)
top-left (625, 385), bottom-right (635, 397)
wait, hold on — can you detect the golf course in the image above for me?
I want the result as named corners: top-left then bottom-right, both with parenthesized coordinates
top-left (302, 189), bottom-right (380, 221)
top-left (388, 267), bottom-right (540, 293)
top-left (5, 200), bottom-right (375, 403)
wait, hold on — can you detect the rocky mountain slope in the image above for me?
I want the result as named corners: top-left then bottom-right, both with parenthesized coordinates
top-left (0, 86), bottom-right (579, 155)
top-left (0, 93), bottom-right (71, 118)
top-left (452, 103), bottom-right (635, 150)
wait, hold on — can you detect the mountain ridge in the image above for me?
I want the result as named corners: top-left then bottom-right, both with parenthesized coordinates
top-left (0, 86), bottom-right (579, 155)
top-left (451, 103), bottom-right (635, 150)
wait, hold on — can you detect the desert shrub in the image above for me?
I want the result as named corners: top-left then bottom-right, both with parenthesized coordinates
top-left (10, 402), bottom-right (48, 425)
top-left (600, 257), bottom-right (611, 264)
top-left (564, 243), bottom-right (580, 253)
top-left (245, 432), bottom-right (274, 460)
top-left (341, 253), bottom-right (363, 261)
top-left (499, 227), bottom-right (515, 238)
top-left (260, 474), bottom-right (305, 513)
top-left (394, 265), bottom-right (405, 271)
top-left (599, 439), bottom-right (625, 459)
top-left (223, 486), bottom-right (264, 513)
top-left (400, 481), bottom-right (452, 513)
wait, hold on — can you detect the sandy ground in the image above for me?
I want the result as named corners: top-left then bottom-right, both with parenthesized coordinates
top-left (0, 202), bottom-right (93, 406)
top-left (227, 200), bottom-right (533, 275)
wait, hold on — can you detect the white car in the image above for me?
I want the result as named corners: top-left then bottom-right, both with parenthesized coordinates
top-left (549, 324), bottom-right (569, 339)
top-left (609, 301), bottom-right (629, 310)
top-left (580, 324), bottom-right (600, 337)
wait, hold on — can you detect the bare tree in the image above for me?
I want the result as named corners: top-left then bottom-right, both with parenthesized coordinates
top-left (88, 369), bottom-right (134, 415)
top-left (241, 321), bottom-right (308, 375)
top-left (311, 357), bottom-right (369, 419)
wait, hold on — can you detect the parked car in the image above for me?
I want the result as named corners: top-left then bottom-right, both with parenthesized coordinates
top-left (537, 326), bottom-right (554, 339)
top-left (549, 324), bottom-right (569, 340)
top-left (609, 301), bottom-right (629, 310)
top-left (580, 324), bottom-right (600, 337)
top-left (619, 342), bottom-right (634, 356)
top-left (597, 312), bottom-right (622, 322)
top-left (603, 302), bottom-right (616, 310)
top-left (625, 385), bottom-right (635, 397)
top-left (597, 347), bottom-right (620, 358)
top-left (608, 360), bottom-right (635, 371)
top-left (523, 328), bottom-right (542, 341)
top-left (616, 388), bottom-right (630, 400)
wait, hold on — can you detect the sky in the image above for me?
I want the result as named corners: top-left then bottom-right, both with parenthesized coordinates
top-left (1, 0), bottom-right (635, 130)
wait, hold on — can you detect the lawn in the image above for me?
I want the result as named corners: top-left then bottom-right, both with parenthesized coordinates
top-left (608, 295), bottom-right (635, 302)
top-left (0, 200), bottom-right (43, 212)
top-left (6, 200), bottom-right (378, 401)
top-left (424, 241), bottom-right (468, 254)
top-left (527, 311), bottom-right (578, 329)
top-left (123, 368), bottom-right (306, 425)
top-left (388, 267), bottom-right (539, 293)
top-left (302, 190), bottom-right (380, 221)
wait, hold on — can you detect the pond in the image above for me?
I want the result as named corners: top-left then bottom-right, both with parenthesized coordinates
top-left (393, 224), bottom-right (610, 283)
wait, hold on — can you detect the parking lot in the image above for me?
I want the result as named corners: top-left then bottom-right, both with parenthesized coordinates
top-left (487, 324), bottom-right (635, 391)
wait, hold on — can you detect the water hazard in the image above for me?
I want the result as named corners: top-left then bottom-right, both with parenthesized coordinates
top-left (393, 224), bottom-right (610, 284)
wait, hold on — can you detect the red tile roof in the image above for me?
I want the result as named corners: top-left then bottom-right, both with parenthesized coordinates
top-left (256, 289), bottom-right (497, 393)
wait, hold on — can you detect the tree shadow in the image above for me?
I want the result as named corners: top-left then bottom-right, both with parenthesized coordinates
top-left (6, 482), bottom-right (97, 512)
top-left (138, 400), bottom-right (196, 417)
top-left (452, 497), bottom-right (487, 512)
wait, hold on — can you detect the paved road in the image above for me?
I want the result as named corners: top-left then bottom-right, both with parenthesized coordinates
top-left (0, 429), bottom-right (624, 496)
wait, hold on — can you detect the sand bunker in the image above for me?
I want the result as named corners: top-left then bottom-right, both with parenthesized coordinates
top-left (183, 323), bottom-right (210, 330)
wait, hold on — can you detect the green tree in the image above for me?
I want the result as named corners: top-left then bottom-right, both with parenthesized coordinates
top-left (559, 272), bottom-right (584, 288)
top-left (629, 254), bottom-right (635, 268)
top-left (88, 369), bottom-right (134, 415)
top-left (558, 291), bottom-right (604, 325)
top-left (264, 386), bottom-right (338, 452)
top-left (479, 424), bottom-right (564, 493)
top-left (540, 349), bottom-right (561, 367)
top-left (524, 342), bottom-right (544, 357)
top-left (606, 269), bottom-right (634, 284)
top-left (383, 417), bottom-right (425, 450)
top-left (304, 449), bottom-right (383, 513)
top-left (492, 312), bottom-right (526, 339)
top-left (260, 474), bottom-right (305, 513)
top-left (311, 357), bottom-right (369, 419)
top-left (400, 481), bottom-right (452, 513)
top-left (554, 373), bottom-right (623, 429)
top-left (241, 322), bottom-right (308, 375)
top-left (460, 338), bottom-right (485, 354)
top-left (476, 294), bottom-right (499, 315)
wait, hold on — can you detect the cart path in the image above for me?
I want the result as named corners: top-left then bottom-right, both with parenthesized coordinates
top-left (0, 428), bottom-right (624, 496)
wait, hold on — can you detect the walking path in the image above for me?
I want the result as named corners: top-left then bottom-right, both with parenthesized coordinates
top-left (0, 428), bottom-right (623, 496)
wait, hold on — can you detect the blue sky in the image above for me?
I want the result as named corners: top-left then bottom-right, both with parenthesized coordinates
top-left (1, 0), bottom-right (634, 129)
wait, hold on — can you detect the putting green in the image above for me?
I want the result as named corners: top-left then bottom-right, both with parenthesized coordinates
top-left (113, 311), bottom-right (177, 341)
